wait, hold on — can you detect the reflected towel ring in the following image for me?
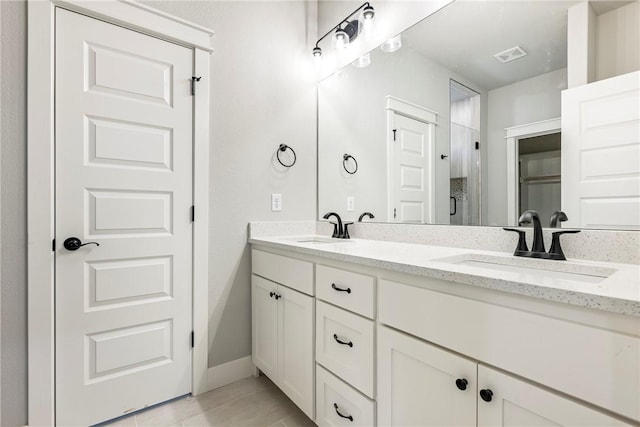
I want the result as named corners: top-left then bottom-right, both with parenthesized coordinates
top-left (343, 154), bottom-right (358, 174)
top-left (276, 144), bottom-right (296, 168)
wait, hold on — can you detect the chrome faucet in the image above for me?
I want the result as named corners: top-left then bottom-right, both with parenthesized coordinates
top-left (504, 210), bottom-right (580, 261)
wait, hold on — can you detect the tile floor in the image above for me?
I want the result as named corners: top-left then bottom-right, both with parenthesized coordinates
top-left (102, 375), bottom-right (315, 427)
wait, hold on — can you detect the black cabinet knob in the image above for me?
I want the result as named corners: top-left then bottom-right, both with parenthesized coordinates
top-left (274, 294), bottom-right (281, 300)
top-left (63, 237), bottom-right (99, 251)
top-left (480, 389), bottom-right (493, 402)
top-left (269, 292), bottom-right (275, 298)
top-left (455, 378), bottom-right (468, 391)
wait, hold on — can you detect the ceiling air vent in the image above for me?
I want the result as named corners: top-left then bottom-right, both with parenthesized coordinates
top-left (493, 45), bottom-right (528, 64)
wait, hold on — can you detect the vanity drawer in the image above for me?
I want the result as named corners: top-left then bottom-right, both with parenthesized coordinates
top-left (316, 364), bottom-right (375, 427)
top-left (252, 249), bottom-right (313, 296)
top-left (316, 300), bottom-right (374, 398)
top-left (379, 279), bottom-right (640, 421)
top-left (316, 265), bottom-right (375, 318)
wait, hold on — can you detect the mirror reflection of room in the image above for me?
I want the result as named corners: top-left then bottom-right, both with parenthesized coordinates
top-left (317, 0), bottom-right (640, 230)
top-left (518, 134), bottom-right (562, 227)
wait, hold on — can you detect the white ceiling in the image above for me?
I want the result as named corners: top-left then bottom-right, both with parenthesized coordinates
top-left (403, 1), bottom-right (581, 91)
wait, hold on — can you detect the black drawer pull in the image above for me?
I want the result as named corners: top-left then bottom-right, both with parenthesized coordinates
top-left (331, 283), bottom-right (351, 294)
top-left (333, 403), bottom-right (353, 422)
top-left (333, 334), bottom-right (353, 348)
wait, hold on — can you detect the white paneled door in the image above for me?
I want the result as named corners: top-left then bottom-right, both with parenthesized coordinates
top-left (391, 113), bottom-right (436, 223)
top-left (55, 9), bottom-right (194, 426)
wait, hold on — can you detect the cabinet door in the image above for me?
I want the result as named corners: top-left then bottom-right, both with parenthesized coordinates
top-left (278, 285), bottom-right (314, 419)
top-left (377, 326), bottom-right (476, 427)
top-left (477, 365), bottom-right (633, 427)
top-left (252, 275), bottom-right (278, 379)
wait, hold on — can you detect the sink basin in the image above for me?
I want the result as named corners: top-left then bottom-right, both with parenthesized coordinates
top-left (435, 253), bottom-right (617, 283)
top-left (289, 236), bottom-right (354, 244)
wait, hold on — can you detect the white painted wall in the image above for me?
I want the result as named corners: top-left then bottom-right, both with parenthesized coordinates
top-left (596, 1), bottom-right (640, 81)
top-left (486, 68), bottom-right (567, 226)
top-left (318, 44), bottom-right (487, 224)
top-left (0, 1), bottom-right (27, 425)
top-left (140, 1), bottom-right (318, 368)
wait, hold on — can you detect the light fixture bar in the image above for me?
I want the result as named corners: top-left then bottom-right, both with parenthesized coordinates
top-left (313, 2), bottom-right (375, 57)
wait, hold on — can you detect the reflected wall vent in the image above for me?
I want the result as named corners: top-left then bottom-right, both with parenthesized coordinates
top-left (493, 46), bottom-right (528, 63)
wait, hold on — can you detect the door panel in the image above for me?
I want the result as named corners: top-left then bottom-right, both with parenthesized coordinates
top-left (252, 275), bottom-right (279, 379)
top-left (55, 9), bottom-right (193, 426)
top-left (377, 326), bottom-right (476, 427)
top-left (279, 285), bottom-right (314, 419)
top-left (562, 71), bottom-right (640, 229)
top-left (477, 365), bottom-right (633, 426)
top-left (391, 114), bottom-right (435, 223)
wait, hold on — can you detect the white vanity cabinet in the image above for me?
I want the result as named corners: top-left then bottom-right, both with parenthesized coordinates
top-left (250, 243), bottom-right (638, 426)
top-left (315, 264), bottom-right (377, 426)
top-left (251, 250), bottom-right (314, 419)
top-left (378, 325), bottom-right (632, 427)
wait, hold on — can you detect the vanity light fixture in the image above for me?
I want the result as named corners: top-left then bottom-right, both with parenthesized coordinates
top-left (312, 2), bottom-right (375, 58)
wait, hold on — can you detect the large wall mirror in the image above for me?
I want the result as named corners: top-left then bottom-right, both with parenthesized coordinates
top-left (318, 0), bottom-right (639, 230)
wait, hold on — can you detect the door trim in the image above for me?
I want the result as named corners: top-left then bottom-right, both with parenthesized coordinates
top-left (27, 2), bottom-right (213, 425)
top-left (504, 118), bottom-right (561, 226)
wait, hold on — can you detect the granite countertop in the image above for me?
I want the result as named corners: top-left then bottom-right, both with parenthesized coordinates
top-left (249, 235), bottom-right (640, 317)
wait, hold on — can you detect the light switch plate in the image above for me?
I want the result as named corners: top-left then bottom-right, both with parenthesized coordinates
top-left (347, 196), bottom-right (354, 211)
top-left (271, 193), bottom-right (282, 212)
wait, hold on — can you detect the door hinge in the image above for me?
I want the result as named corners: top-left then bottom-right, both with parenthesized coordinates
top-left (191, 76), bottom-right (202, 96)
top-left (191, 331), bottom-right (194, 348)
top-left (475, 141), bottom-right (480, 150)
top-left (52, 238), bottom-right (56, 252)
top-left (191, 205), bottom-right (195, 222)
top-left (393, 208), bottom-right (397, 219)
top-left (392, 129), bottom-right (397, 141)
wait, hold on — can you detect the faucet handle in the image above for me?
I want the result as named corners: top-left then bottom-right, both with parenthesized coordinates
top-left (503, 228), bottom-right (529, 255)
top-left (342, 222), bottom-right (354, 239)
top-left (548, 230), bottom-right (580, 260)
top-left (549, 211), bottom-right (568, 228)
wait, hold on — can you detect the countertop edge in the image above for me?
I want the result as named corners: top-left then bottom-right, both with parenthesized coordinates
top-left (248, 237), bottom-right (640, 317)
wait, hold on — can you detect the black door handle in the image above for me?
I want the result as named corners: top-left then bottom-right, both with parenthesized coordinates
top-left (63, 237), bottom-right (100, 251)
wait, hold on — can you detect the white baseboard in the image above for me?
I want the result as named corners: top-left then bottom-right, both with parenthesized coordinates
top-left (206, 356), bottom-right (255, 391)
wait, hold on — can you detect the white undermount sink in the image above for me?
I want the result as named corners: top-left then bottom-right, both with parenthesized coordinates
top-left (289, 236), bottom-right (354, 244)
top-left (435, 253), bottom-right (617, 284)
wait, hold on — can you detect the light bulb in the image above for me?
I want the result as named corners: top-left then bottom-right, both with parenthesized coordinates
top-left (362, 5), bottom-right (375, 20)
top-left (352, 53), bottom-right (371, 68)
top-left (381, 34), bottom-right (402, 53)
top-left (312, 47), bottom-right (322, 57)
top-left (335, 28), bottom-right (349, 49)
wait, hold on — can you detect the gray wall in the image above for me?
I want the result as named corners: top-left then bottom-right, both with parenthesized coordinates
top-left (1, 1), bottom-right (28, 426)
top-left (485, 68), bottom-right (567, 226)
top-left (0, 1), bottom-right (316, 424)
top-left (142, 0), bottom-right (318, 368)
